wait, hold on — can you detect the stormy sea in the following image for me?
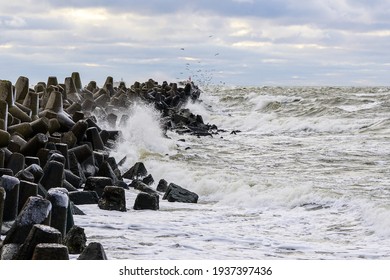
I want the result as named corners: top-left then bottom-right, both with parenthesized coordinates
top-left (74, 86), bottom-right (390, 259)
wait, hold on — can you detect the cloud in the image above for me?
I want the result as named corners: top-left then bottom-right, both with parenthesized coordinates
top-left (0, 0), bottom-right (389, 86)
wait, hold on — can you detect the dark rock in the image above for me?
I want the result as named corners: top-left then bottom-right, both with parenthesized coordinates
top-left (122, 162), bottom-right (147, 180)
top-left (24, 156), bottom-right (40, 166)
top-left (86, 127), bottom-right (105, 151)
top-left (64, 169), bottom-right (82, 189)
top-left (84, 176), bottom-right (113, 197)
top-left (18, 180), bottom-right (38, 214)
top-left (32, 243), bottom-right (69, 260)
top-left (77, 242), bottom-right (107, 260)
top-left (16, 224), bottom-right (62, 260)
top-left (68, 191), bottom-right (99, 205)
top-left (6, 152), bottom-right (25, 175)
top-left (142, 174), bottom-right (154, 186)
top-left (15, 169), bottom-right (35, 182)
top-left (25, 164), bottom-right (44, 183)
top-left (0, 175), bottom-right (20, 221)
top-left (68, 144), bottom-right (93, 164)
top-left (0, 168), bottom-right (13, 177)
top-left (3, 196), bottom-right (51, 244)
top-left (39, 160), bottom-right (64, 191)
top-left (130, 180), bottom-right (158, 195)
top-left (63, 225), bottom-right (87, 254)
top-left (98, 186), bottom-right (126, 212)
top-left (163, 183), bottom-right (198, 203)
top-left (46, 188), bottom-right (69, 237)
top-left (96, 161), bottom-right (118, 184)
top-left (133, 192), bottom-right (159, 210)
top-left (69, 201), bottom-right (85, 215)
top-left (156, 179), bottom-right (168, 192)
top-left (0, 187), bottom-right (5, 236)
top-left (0, 243), bottom-right (20, 260)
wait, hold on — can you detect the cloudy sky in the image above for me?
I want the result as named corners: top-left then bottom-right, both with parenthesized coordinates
top-left (1, 0), bottom-right (389, 86)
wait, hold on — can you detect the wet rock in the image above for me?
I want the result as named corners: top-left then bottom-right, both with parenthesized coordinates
top-left (98, 186), bottom-right (126, 212)
top-left (63, 225), bottom-right (87, 254)
top-left (16, 224), bottom-right (62, 260)
top-left (122, 162), bottom-right (147, 180)
top-left (133, 192), bottom-right (159, 210)
top-left (25, 164), bottom-right (44, 183)
top-left (6, 152), bottom-right (25, 175)
top-left (77, 242), bottom-right (107, 260)
top-left (3, 196), bottom-right (52, 244)
top-left (0, 243), bottom-right (20, 260)
top-left (142, 174), bottom-right (154, 186)
top-left (86, 127), bottom-right (105, 151)
top-left (84, 176), bottom-right (113, 197)
top-left (156, 179), bottom-right (168, 192)
top-left (39, 160), bottom-right (65, 191)
top-left (163, 183), bottom-right (198, 203)
top-left (46, 188), bottom-right (69, 237)
top-left (0, 187), bottom-right (5, 236)
top-left (68, 191), bottom-right (99, 205)
top-left (130, 180), bottom-right (158, 195)
top-left (0, 175), bottom-right (20, 221)
top-left (18, 180), bottom-right (38, 214)
top-left (32, 243), bottom-right (69, 260)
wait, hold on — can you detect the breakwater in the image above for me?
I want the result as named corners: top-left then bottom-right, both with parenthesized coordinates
top-left (0, 73), bottom-right (213, 260)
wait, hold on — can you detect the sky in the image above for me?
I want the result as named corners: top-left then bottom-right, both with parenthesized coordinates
top-left (0, 0), bottom-right (389, 86)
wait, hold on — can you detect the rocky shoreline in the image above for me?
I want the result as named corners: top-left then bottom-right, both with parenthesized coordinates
top-left (0, 73), bottom-right (216, 260)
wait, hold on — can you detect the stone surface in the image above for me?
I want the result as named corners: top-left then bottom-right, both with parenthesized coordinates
top-left (63, 225), bottom-right (87, 254)
top-left (133, 192), bottom-right (159, 210)
top-left (77, 242), bottom-right (107, 260)
top-left (163, 183), bottom-right (199, 203)
top-left (98, 186), bottom-right (126, 212)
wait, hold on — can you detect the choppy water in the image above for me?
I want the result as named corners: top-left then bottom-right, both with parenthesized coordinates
top-left (75, 86), bottom-right (390, 259)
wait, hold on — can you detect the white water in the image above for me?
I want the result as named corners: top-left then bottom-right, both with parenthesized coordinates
top-left (74, 86), bottom-right (390, 259)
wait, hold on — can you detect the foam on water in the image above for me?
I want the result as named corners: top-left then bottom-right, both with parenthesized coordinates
top-left (74, 86), bottom-right (390, 259)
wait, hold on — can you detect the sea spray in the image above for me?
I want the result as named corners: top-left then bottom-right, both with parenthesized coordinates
top-left (107, 103), bottom-right (174, 167)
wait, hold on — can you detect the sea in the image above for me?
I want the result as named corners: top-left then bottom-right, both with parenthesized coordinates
top-left (74, 86), bottom-right (390, 260)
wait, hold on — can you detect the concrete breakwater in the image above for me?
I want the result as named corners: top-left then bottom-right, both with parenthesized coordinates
top-left (0, 73), bottom-right (215, 260)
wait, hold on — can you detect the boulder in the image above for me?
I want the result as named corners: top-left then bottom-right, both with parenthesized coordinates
top-left (15, 224), bottom-right (62, 260)
top-left (84, 176), bottom-right (113, 197)
top-left (63, 225), bottom-right (87, 254)
top-left (122, 162), bottom-right (147, 180)
top-left (69, 191), bottom-right (99, 205)
top-left (0, 175), bottom-right (20, 221)
top-left (163, 183), bottom-right (198, 203)
top-left (32, 243), bottom-right (69, 260)
top-left (130, 180), bottom-right (158, 195)
top-left (77, 242), bottom-right (107, 260)
top-left (133, 192), bottom-right (159, 210)
top-left (156, 179), bottom-right (169, 192)
top-left (3, 196), bottom-right (52, 244)
top-left (98, 186), bottom-right (126, 212)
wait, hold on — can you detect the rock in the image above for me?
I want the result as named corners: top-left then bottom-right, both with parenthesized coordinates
top-left (64, 169), bottom-right (82, 189)
top-left (156, 179), bottom-right (168, 192)
top-left (96, 161), bottom-right (118, 184)
top-left (0, 175), bottom-right (20, 222)
top-left (63, 225), bottom-right (87, 254)
top-left (122, 162), bottom-right (147, 180)
top-left (86, 127), bottom-right (105, 151)
top-left (32, 243), bottom-right (69, 260)
top-left (25, 164), bottom-right (44, 183)
top-left (68, 191), bottom-right (99, 205)
top-left (3, 196), bottom-right (52, 244)
top-left (133, 192), bottom-right (159, 210)
top-left (84, 176), bottom-right (113, 197)
top-left (39, 160), bottom-right (65, 191)
top-left (130, 180), bottom-right (158, 195)
top-left (6, 152), bottom-right (25, 175)
top-left (77, 242), bottom-right (107, 260)
top-left (98, 186), bottom-right (126, 212)
top-left (0, 187), bottom-right (5, 237)
top-left (46, 188), bottom-right (69, 237)
top-left (18, 180), bottom-right (38, 214)
top-left (0, 243), bottom-right (20, 260)
top-left (0, 130), bottom-right (10, 148)
top-left (163, 183), bottom-right (199, 203)
top-left (16, 224), bottom-right (62, 260)
top-left (142, 174), bottom-right (154, 186)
